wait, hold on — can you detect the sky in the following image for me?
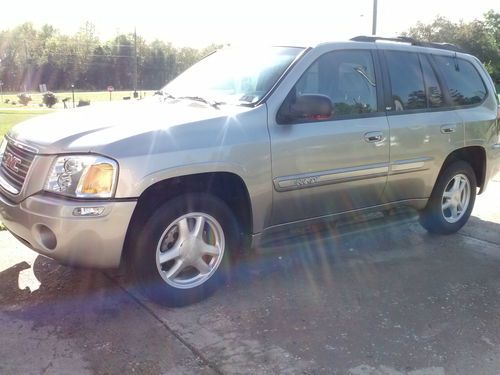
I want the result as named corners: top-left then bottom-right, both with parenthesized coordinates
top-left (2, 0), bottom-right (499, 48)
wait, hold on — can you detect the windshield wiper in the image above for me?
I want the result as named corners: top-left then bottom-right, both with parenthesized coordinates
top-left (178, 96), bottom-right (224, 110)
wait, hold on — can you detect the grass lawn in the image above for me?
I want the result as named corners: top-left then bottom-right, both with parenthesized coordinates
top-left (0, 89), bottom-right (155, 137)
top-left (0, 109), bottom-right (54, 138)
top-left (0, 90), bottom-right (155, 109)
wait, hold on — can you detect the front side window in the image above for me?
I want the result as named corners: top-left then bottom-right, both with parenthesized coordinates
top-left (294, 50), bottom-right (378, 117)
top-left (432, 55), bottom-right (487, 106)
top-left (385, 51), bottom-right (426, 111)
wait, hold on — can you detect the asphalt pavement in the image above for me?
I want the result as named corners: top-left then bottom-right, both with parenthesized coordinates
top-left (1, 181), bottom-right (499, 374)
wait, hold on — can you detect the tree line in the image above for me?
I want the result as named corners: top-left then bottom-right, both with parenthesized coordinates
top-left (0, 22), bottom-right (221, 92)
top-left (403, 10), bottom-right (499, 82)
top-left (0, 11), bottom-right (498, 93)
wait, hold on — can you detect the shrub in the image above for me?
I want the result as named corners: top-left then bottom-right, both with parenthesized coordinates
top-left (17, 93), bottom-right (32, 106)
top-left (77, 99), bottom-right (90, 107)
top-left (4, 99), bottom-right (9, 104)
top-left (43, 92), bottom-right (58, 108)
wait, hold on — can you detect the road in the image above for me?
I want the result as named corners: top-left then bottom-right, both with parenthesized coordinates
top-left (1, 181), bottom-right (499, 374)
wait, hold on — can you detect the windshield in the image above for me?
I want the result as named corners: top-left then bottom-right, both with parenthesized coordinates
top-left (163, 47), bottom-right (305, 105)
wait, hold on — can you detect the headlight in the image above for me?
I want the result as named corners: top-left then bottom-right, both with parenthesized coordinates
top-left (45, 155), bottom-right (118, 198)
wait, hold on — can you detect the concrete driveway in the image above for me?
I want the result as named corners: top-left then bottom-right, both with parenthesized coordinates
top-left (1, 182), bottom-right (499, 374)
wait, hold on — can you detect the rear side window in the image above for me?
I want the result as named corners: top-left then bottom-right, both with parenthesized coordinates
top-left (421, 56), bottom-right (445, 108)
top-left (385, 51), bottom-right (426, 111)
top-left (433, 55), bottom-right (487, 106)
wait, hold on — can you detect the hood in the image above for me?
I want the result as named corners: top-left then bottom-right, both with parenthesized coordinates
top-left (9, 99), bottom-right (252, 155)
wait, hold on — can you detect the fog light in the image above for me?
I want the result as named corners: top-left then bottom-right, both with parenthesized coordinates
top-left (36, 225), bottom-right (57, 250)
top-left (73, 207), bottom-right (105, 217)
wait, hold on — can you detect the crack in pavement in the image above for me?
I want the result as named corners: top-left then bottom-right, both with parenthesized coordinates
top-left (101, 272), bottom-right (222, 375)
top-left (102, 270), bottom-right (316, 374)
top-left (458, 232), bottom-right (500, 247)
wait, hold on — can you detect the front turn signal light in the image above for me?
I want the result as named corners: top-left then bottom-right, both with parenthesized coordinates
top-left (77, 163), bottom-right (115, 196)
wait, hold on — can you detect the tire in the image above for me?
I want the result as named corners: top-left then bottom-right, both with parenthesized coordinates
top-left (419, 160), bottom-right (477, 235)
top-left (127, 193), bottom-right (240, 307)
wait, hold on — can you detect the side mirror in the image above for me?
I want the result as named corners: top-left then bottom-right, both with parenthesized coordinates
top-left (278, 94), bottom-right (334, 124)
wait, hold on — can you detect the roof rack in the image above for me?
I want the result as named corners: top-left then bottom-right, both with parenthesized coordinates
top-left (350, 35), bottom-right (463, 53)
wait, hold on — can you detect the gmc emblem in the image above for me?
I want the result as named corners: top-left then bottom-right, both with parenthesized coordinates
top-left (3, 152), bottom-right (22, 173)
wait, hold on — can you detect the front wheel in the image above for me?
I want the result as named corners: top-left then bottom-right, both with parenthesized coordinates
top-left (419, 161), bottom-right (477, 234)
top-left (127, 193), bottom-right (240, 306)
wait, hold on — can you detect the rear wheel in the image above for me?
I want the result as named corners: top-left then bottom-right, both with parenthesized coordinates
top-left (127, 193), bottom-right (240, 306)
top-left (419, 161), bottom-right (477, 234)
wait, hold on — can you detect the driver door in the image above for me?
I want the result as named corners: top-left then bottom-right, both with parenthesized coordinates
top-left (268, 49), bottom-right (390, 225)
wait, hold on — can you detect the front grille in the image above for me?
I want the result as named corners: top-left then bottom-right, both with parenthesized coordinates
top-left (0, 142), bottom-right (36, 194)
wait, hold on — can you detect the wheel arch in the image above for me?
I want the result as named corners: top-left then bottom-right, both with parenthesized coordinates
top-left (438, 146), bottom-right (486, 193)
top-left (121, 171), bottom-right (253, 265)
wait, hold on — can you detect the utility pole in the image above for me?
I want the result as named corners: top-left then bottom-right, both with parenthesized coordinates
top-left (24, 40), bottom-right (30, 92)
top-left (372, 0), bottom-right (378, 35)
top-left (133, 28), bottom-right (138, 98)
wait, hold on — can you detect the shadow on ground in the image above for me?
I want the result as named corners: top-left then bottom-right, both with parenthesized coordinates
top-left (0, 256), bottom-right (210, 374)
top-left (0, 205), bottom-right (499, 374)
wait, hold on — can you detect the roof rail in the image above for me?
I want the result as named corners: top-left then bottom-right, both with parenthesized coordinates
top-left (350, 36), bottom-right (463, 53)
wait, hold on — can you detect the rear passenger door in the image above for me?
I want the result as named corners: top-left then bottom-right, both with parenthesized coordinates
top-left (380, 50), bottom-right (464, 203)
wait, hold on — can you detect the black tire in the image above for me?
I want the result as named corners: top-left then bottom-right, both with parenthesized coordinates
top-left (419, 160), bottom-right (477, 235)
top-left (127, 193), bottom-right (240, 307)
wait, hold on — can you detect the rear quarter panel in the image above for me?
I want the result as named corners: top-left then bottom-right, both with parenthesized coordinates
top-left (461, 58), bottom-right (499, 190)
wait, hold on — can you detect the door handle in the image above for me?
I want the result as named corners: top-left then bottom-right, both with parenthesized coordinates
top-left (364, 131), bottom-right (384, 143)
top-left (440, 124), bottom-right (457, 134)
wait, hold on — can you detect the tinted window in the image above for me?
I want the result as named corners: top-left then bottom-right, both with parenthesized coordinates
top-left (295, 50), bottom-right (377, 117)
top-left (385, 51), bottom-right (426, 111)
top-left (433, 55), bottom-right (487, 106)
top-left (421, 55), bottom-right (445, 108)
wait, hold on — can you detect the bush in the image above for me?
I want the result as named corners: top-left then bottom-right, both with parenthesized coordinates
top-left (77, 99), bottom-right (90, 107)
top-left (42, 92), bottom-right (58, 108)
top-left (17, 93), bottom-right (32, 106)
top-left (4, 99), bottom-right (9, 104)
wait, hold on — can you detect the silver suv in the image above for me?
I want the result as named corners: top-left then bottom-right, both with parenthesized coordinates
top-left (1, 37), bottom-right (499, 306)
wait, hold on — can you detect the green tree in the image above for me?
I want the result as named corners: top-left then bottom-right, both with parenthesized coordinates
top-left (403, 10), bottom-right (500, 81)
top-left (0, 22), bottom-right (225, 92)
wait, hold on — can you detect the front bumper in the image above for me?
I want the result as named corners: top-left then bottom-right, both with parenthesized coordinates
top-left (0, 192), bottom-right (137, 268)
